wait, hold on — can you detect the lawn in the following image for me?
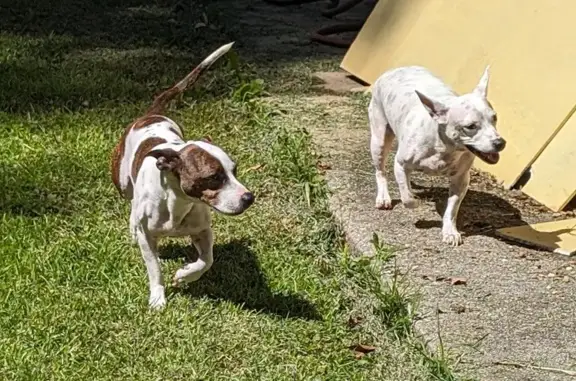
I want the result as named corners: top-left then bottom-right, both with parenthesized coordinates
top-left (0, 1), bottom-right (464, 380)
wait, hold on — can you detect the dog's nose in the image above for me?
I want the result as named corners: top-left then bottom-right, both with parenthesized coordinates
top-left (241, 192), bottom-right (255, 207)
top-left (493, 138), bottom-right (506, 151)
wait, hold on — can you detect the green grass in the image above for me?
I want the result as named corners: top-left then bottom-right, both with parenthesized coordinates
top-left (0, 1), bottom-right (466, 380)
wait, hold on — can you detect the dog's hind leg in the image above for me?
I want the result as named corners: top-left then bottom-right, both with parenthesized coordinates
top-left (369, 98), bottom-right (395, 210)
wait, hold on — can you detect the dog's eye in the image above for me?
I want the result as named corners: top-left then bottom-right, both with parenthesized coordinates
top-left (208, 173), bottom-right (225, 183)
top-left (463, 124), bottom-right (477, 130)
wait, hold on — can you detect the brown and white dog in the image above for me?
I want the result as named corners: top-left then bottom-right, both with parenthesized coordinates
top-left (110, 42), bottom-right (255, 309)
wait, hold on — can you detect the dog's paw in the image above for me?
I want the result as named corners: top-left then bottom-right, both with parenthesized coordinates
top-left (148, 286), bottom-right (166, 310)
top-left (172, 267), bottom-right (202, 287)
top-left (402, 197), bottom-right (420, 209)
top-left (442, 229), bottom-right (463, 247)
top-left (375, 197), bottom-right (393, 210)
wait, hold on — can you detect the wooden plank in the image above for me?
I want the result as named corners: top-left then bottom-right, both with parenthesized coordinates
top-left (522, 112), bottom-right (576, 211)
top-left (341, 0), bottom-right (576, 190)
top-left (496, 219), bottom-right (576, 256)
top-left (340, 0), bottom-right (432, 84)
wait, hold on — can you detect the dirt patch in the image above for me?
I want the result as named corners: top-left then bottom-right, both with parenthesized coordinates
top-left (312, 71), bottom-right (368, 94)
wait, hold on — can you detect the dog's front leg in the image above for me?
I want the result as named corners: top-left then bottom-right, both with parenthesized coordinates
top-left (135, 226), bottom-right (166, 309)
top-left (394, 157), bottom-right (419, 209)
top-left (442, 171), bottom-right (470, 246)
top-left (172, 229), bottom-right (214, 286)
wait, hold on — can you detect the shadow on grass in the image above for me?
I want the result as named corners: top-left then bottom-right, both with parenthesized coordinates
top-left (0, 158), bottom-right (79, 217)
top-left (159, 238), bottom-right (322, 320)
top-left (0, 184), bottom-right (70, 217)
top-left (0, 0), bottom-right (221, 49)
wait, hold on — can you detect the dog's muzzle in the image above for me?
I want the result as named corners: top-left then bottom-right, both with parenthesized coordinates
top-left (215, 191), bottom-right (255, 216)
top-left (465, 138), bottom-right (506, 165)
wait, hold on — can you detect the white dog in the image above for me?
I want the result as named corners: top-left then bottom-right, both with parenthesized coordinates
top-left (110, 42), bottom-right (255, 309)
top-left (369, 66), bottom-right (506, 246)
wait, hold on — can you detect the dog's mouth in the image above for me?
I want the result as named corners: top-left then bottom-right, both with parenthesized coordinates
top-left (200, 189), bottom-right (255, 216)
top-left (212, 207), bottom-right (247, 216)
top-left (465, 145), bottom-right (500, 165)
top-left (210, 198), bottom-right (255, 216)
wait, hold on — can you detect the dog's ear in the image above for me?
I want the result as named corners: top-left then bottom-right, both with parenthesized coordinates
top-left (415, 90), bottom-right (448, 123)
top-left (147, 148), bottom-right (181, 171)
top-left (474, 65), bottom-right (490, 98)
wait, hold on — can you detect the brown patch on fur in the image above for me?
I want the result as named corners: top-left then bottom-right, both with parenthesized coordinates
top-left (132, 115), bottom-right (170, 131)
top-left (201, 189), bottom-right (220, 204)
top-left (132, 137), bottom-right (168, 181)
top-left (110, 116), bottom-right (176, 198)
top-left (110, 123), bottom-right (132, 197)
top-left (132, 114), bottom-right (183, 138)
top-left (147, 88), bottom-right (181, 115)
top-left (177, 145), bottom-right (226, 202)
top-left (144, 42), bottom-right (233, 115)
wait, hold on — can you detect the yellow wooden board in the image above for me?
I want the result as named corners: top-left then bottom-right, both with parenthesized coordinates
top-left (341, 0), bottom-right (576, 190)
top-left (340, 0), bottom-right (432, 84)
top-left (496, 219), bottom-right (576, 256)
top-left (522, 113), bottom-right (576, 212)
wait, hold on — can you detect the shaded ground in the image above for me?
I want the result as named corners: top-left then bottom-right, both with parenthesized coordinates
top-left (0, 0), bottom-right (374, 113)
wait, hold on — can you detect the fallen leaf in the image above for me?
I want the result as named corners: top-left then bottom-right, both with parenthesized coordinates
top-left (354, 352), bottom-right (365, 360)
top-left (422, 275), bottom-right (447, 282)
top-left (478, 293), bottom-right (492, 301)
top-left (422, 275), bottom-right (440, 281)
top-left (317, 162), bottom-right (332, 171)
top-left (347, 316), bottom-right (364, 328)
top-left (245, 164), bottom-right (264, 173)
top-left (447, 277), bottom-right (467, 286)
top-left (451, 305), bottom-right (466, 314)
top-left (349, 344), bottom-right (376, 354)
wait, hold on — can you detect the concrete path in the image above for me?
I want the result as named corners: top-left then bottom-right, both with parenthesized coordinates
top-left (296, 93), bottom-right (576, 381)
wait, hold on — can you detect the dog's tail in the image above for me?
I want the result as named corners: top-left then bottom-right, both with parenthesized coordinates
top-left (146, 42), bottom-right (235, 115)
